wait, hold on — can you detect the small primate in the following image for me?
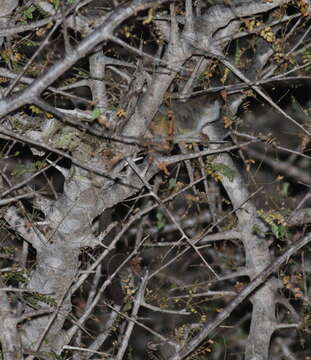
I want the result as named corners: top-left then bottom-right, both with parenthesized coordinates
top-left (149, 95), bottom-right (225, 144)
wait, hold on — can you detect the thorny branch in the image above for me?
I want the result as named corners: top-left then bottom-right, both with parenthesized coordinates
top-left (0, 0), bottom-right (311, 359)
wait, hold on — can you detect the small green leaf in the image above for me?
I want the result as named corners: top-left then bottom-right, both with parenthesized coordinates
top-left (210, 163), bottom-right (235, 182)
top-left (168, 178), bottom-right (177, 190)
top-left (281, 182), bottom-right (290, 196)
top-left (156, 211), bottom-right (166, 230)
top-left (271, 224), bottom-right (287, 239)
top-left (23, 5), bottom-right (36, 20)
top-left (123, 300), bottom-right (133, 312)
top-left (52, 0), bottom-right (60, 9)
top-left (91, 108), bottom-right (102, 121)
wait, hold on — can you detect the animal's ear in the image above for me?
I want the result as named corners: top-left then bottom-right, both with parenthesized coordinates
top-left (196, 97), bottom-right (221, 129)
